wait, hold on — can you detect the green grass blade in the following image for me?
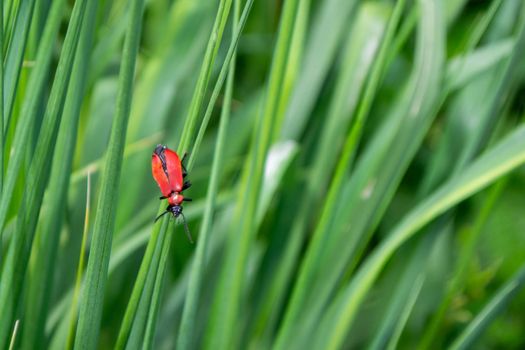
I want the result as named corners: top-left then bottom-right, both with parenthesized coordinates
top-left (141, 230), bottom-right (171, 349)
top-left (312, 123), bottom-right (525, 350)
top-left (279, 0), bottom-right (358, 140)
top-left (177, 0), bottom-right (240, 346)
top-left (8, 320), bottom-right (19, 350)
top-left (0, 2), bottom-right (521, 349)
top-left (125, 225), bottom-right (169, 350)
top-left (2, 0), bottom-right (17, 49)
top-left (312, 0), bottom-right (440, 330)
top-left (445, 38), bottom-right (513, 92)
top-left (44, 190), bottom-right (223, 347)
top-left (187, 0), bottom-right (254, 171)
top-left (283, 0), bottom-right (445, 346)
top-left (110, 1), bottom-right (215, 227)
top-left (371, 2), bottom-right (508, 346)
top-left (178, 0), bottom-right (232, 153)
top-left (66, 173), bottom-right (92, 350)
top-left (205, 0), bottom-right (302, 348)
top-left (0, 0), bottom-right (66, 234)
top-left (114, 1), bottom-right (237, 347)
top-left (73, 0), bottom-right (145, 347)
top-left (418, 179), bottom-right (507, 350)
top-left (128, 0), bottom-right (255, 346)
top-left (20, 1), bottom-right (98, 346)
top-left (0, 0), bottom-right (4, 195)
top-left (0, 0), bottom-right (88, 345)
top-left (250, 3), bottom-right (388, 342)
top-left (367, 233), bottom-right (434, 350)
top-left (274, 0), bottom-right (410, 346)
top-left (417, 4), bottom-right (521, 347)
top-left (2, 0), bottom-right (35, 131)
top-left (114, 219), bottom-right (169, 350)
top-left (448, 265), bottom-right (525, 350)
top-left (455, 9), bottom-right (525, 170)
top-left (385, 275), bottom-right (425, 350)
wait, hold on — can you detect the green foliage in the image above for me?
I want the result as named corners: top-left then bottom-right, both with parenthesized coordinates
top-left (1, 0), bottom-right (525, 349)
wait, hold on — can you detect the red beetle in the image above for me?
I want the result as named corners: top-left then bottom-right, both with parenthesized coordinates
top-left (151, 144), bottom-right (193, 242)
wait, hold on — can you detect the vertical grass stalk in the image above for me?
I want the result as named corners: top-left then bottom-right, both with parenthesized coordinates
top-left (2, 0), bottom-right (36, 132)
top-left (205, 0), bottom-right (302, 348)
top-left (179, 0), bottom-right (233, 153)
top-left (274, 0), bottom-right (407, 347)
top-left (0, 0), bottom-right (66, 235)
top-left (0, 0), bottom-right (4, 195)
top-left (66, 172), bottom-right (92, 349)
top-left (115, 0), bottom-right (245, 346)
top-left (0, 0), bottom-right (88, 345)
top-left (74, 0), bottom-right (145, 347)
top-left (177, 0), bottom-right (240, 346)
top-left (20, 2), bottom-right (98, 347)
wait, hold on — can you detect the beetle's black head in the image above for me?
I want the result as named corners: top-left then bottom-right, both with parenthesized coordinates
top-left (168, 204), bottom-right (183, 217)
top-left (159, 204), bottom-right (192, 243)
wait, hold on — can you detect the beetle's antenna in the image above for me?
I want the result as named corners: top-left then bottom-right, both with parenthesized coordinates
top-left (180, 212), bottom-right (194, 244)
top-left (154, 210), bottom-right (169, 222)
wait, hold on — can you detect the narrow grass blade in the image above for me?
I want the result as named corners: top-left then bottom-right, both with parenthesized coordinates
top-left (279, 0), bottom-right (358, 140)
top-left (114, 0), bottom-right (246, 346)
top-left (205, 0), bottom-right (302, 348)
top-left (2, 0), bottom-right (36, 131)
top-left (386, 275), bottom-right (425, 350)
top-left (73, 0), bottom-right (145, 347)
top-left (454, 9), bottom-right (525, 170)
top-left (274, 0), bottom-right (410, 346)
top-left (0, 0), bottom-right (66, 233)
top-left (186, 0), bottom-right (254, 170)
top-left (126, 224), bottom-right (169, 350)
top-left (43, 190), bottom-right (225, 348)
top-left (445, 38), bottom-right (513, 92)
top-left (20, 2), bottom-right (98, 347)
top-left (0, 0), bottom-right (88, 345)
top-left (418, 179), bottom-right (507, 350)
top-left (8, 320), bottom-right (19, 350)
top-left (419, 4), bottom-right (521, 346)
top-left (2, 0), bottom-right (17, 48)
top-left (142, 229), bottom-right (172, 349)
top-left (448, 265), bottom-right (525, 350)
top-left (110, 1), bottom-right (215, 227)
top-left (372, 2), bottom-right (508, 346)
top-left (312, 123), bottom-right (525, 350)
top-left (250, 2), bottom-right (388, 342)
top-left (114, 219), bottom-right (169, 350)
top-left (367, 234), bottom-right (434, 350)
top-left (177, 0), bottom-right (240, 346)
top-left (136, 0), bottom-right (255, 345)
top-left (178, 0), bottom-right (233, 153)
top-left (0, 0), bottom-right (4, 195)
top-left (66, 172), bottom-right (92, 350)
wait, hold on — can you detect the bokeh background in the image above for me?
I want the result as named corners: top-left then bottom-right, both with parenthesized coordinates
top-left (1, 0), bottom-right (525, 349)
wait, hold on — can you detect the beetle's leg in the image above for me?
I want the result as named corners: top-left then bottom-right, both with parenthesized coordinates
top-left (183, 197), bottom-right (193, 202)
top-left (182, 180), bottom-right (192, 191)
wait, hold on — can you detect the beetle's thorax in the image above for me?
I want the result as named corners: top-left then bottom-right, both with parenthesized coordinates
top-left (168, 192), bottom-right (184, 206)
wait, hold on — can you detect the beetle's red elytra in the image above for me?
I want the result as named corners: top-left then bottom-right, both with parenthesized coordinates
top-left (151, 144), bottom-right (193, 242)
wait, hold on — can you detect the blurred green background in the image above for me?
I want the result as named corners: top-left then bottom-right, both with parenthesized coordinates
top-left (1, 0), bottom-right (525, 349)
